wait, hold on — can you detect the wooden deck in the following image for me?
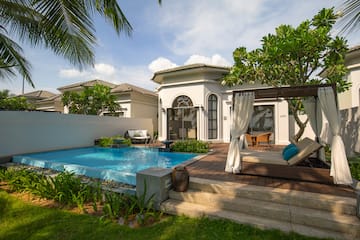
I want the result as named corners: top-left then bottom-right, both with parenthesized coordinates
top-left (186, 143), bottom-right (356, 198)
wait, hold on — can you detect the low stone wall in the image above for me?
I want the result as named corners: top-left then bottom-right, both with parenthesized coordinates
top-left (0, 111), bottom-right (153, 159)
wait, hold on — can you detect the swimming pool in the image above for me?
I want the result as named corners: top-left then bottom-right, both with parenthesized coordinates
top-left (12, 147), bottom-right (197, 185)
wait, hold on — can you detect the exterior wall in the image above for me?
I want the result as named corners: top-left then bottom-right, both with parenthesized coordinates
top-left (130, 92), bottom-right (158, 132)
top-left (157, 73), bottom-right (291, 144)
top-left (0, 111), bottom-right (153, 158)
top-left (158, 83), bottom-right (206, 141)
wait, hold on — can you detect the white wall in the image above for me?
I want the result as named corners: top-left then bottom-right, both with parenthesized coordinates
top-left (0, 111), bottom-right (153, 158)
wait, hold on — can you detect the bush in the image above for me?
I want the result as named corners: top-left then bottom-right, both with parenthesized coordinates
top-left (0, 96), bottom-right (34, 111)
top-left (171, 140), bottom-right (209, 153)
top-left (97, 136), bottom-right (131, 147)
top-left (348, 156), bottom-right (360, 180)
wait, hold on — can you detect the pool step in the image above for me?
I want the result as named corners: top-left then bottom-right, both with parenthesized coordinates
top-left (160, 177), bottom-right (360, 240)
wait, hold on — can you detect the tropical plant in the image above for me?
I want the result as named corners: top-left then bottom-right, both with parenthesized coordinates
top-left (222, 8), bottom-right (350, 142)
top-left (171, 140), bottom-right (209, 153)
top-left (0, 89), bottom-right (34, 110)
top-left (62, 84), bottom-right (120, 115)
top-left (337, 0), bottom-right (360, 35)
top-left (0, 0), bottom-right (161, 87)
top-left (96, 135), bottom-right (131, 147)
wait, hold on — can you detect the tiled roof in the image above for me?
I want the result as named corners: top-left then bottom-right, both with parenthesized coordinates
top-left (18, 90), bottom-right (56, 99)
top-left (111, 83), bottom-right (157, 96)
top-left (57, 79), bottom-right (116, 91)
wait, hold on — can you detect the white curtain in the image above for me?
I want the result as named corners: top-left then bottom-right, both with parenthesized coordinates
top-left (318, 87), bottom-right (353, 185)
top-left (303, 97), bottom-right (325, 161)
top-left (225, 92), bottom-right (254, 174)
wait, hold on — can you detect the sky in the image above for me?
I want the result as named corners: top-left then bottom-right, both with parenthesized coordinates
top-left (1, 0), bottom-right (359, 95)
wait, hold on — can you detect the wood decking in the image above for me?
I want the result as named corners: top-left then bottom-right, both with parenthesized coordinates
top-left (186, 143), bottom-right (356, 198)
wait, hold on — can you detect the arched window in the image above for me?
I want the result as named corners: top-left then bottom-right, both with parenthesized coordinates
top-left (208, 94), bottom-right (217, 139)
top-left (172, 95), bottom-right (193, 108)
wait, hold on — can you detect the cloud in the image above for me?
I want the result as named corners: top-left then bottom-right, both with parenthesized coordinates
top-left (94, 63), bottom-right (115, 76)
top-left (157, 0), bottom-right (343, 56)
top-left (148, 57), bottom-right (178, 73)
top-left (184, 54), bottom-right (231, 66)
top-left (58, 62), bottom-right (158, 91)
top-left (59, 69), bottom-right (87, 78)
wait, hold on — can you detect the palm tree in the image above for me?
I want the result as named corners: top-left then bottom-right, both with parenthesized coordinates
top-left (0, 0), bottom-right (161, 87)
top-left (337, 0), bottom-right (360, 35)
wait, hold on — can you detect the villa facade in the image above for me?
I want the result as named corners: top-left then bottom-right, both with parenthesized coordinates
top-left (152, 64), bottom-right (290, 144)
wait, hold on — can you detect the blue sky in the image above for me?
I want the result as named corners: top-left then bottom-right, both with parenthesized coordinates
top-left (1, 0), bottom-right (358, 95)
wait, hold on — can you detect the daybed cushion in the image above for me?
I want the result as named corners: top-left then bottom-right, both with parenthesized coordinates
top-left (241, 150), bottom-right (287, 165)
top-left (241, 137), bottom-right (322, 166)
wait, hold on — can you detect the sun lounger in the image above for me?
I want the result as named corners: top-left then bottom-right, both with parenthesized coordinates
top-left (124, 129), bottom-right (151, 144)
top-left (240, 138), bottom-right (332, 183)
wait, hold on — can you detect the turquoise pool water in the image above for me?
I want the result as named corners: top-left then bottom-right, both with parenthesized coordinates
top-left (12, 147), bottom-right (197, 185)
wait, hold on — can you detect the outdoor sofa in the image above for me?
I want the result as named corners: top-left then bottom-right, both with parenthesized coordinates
top-left (124, 129), bottom-right (151, 144)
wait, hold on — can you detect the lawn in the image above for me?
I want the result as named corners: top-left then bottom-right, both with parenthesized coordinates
top-left (0, 191), bottom-right (327, 240)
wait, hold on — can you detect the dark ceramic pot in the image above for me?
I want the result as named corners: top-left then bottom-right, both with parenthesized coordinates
top-left (172, 166), bottom-right (189, 192)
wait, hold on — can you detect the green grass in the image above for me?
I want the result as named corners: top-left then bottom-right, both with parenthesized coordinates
top-left (0, 191), bottom-right (327, 240)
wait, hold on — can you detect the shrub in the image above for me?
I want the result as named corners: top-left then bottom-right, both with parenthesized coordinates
top-left (348, 156), bottom-right (360, 180)
top-left (171, 140), bottom-right (209, 153)
top-left (97, 136), bottom-right (131, 147)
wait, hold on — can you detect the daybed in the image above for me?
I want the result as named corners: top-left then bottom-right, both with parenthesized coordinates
top-left (124, 129), bottom-right (151, 144)
top-left (240, 138), bottom-right (332, 184)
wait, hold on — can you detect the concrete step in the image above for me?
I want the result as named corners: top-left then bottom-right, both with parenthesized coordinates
top-left (189, 177), bottom-right (357, 216)
top-left (160, 199), bottom-right (356, 240)
top-left (169, 190), bottom-right (360, 237)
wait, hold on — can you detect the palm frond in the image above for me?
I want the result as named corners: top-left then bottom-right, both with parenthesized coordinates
top-left (337, 0), bottom-right (360, 35)
top-left (0, 0), bottom-right (43, 45)
top-left (0, 28), bottom-right (33, 87)
top-left (91, 0), bottom-right (132, 35)
top-left (32, 0), bottom-right (96, 68)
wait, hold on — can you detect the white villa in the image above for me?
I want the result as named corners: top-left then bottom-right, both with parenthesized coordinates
top-left (152, 64), bottom-right (289, 144)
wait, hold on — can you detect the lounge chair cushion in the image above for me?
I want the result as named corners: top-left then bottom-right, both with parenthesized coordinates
top-left (282, 145), bottom-right (299, 160)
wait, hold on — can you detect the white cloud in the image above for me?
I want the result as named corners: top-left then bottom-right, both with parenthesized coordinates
top-left (184, 54), bottom-right (231, 66)
top-left (94, 63), bottom-right (115, 76)
top-left (58, 62), bottom-right (158, 91)
top-left (148, 57), bottom-right (178, 73)
top-left (158, 0), bottom-right (343, 56)
top-left (59, 69), bottom-right (87, 78)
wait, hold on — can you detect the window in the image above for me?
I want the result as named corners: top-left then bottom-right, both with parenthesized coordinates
top-left (208, 94), bottom-right (217, 139)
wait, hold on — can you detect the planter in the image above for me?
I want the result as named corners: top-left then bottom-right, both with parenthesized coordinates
top-left (172, 166), bottom-right (189, 192)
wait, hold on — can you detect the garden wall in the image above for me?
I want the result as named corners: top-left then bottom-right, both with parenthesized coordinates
top-left (0, 111), bottom-right (153, 159)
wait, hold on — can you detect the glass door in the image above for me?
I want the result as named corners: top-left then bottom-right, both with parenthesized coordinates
top-left (167, 107), bottom-right (197, 140)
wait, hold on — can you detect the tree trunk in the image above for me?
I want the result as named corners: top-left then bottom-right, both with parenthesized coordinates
top-left (288, 100), bottom-right (309, 142)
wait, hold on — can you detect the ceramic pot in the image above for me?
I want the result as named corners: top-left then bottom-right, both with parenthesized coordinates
top-left (172, 166), bottom-right (189, 192)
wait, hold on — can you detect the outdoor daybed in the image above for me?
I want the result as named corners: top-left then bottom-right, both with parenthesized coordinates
top-left (240, 137), bottom-right (332, 183)
top-left (124, 129), bottom-right (151, 144)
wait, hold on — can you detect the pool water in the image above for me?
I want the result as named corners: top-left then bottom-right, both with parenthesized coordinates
top-left (12, 147), bottom-right (197, 185)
